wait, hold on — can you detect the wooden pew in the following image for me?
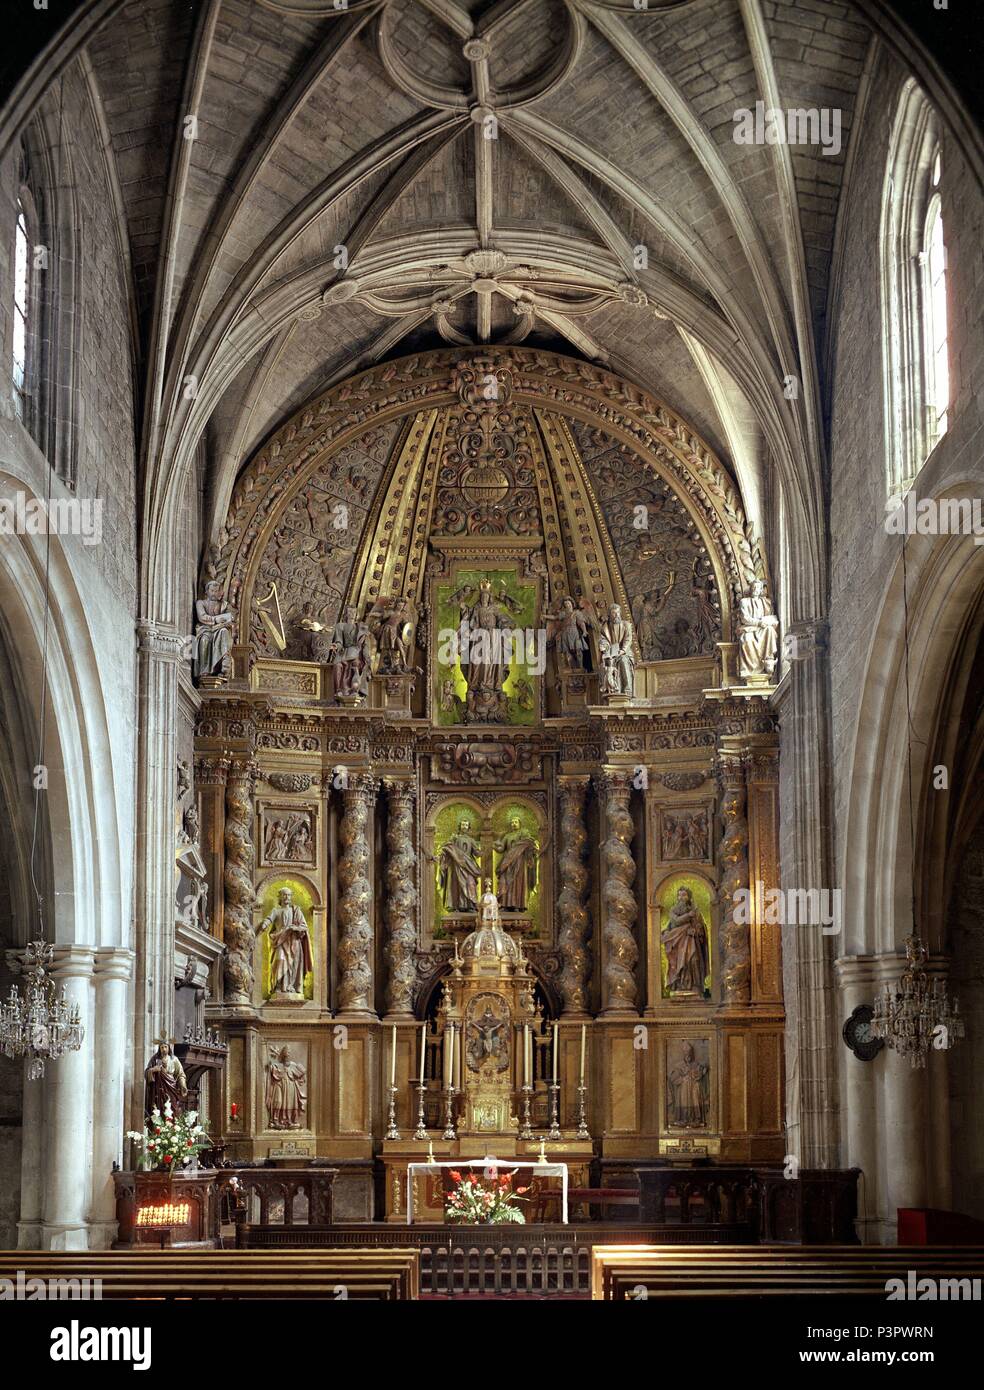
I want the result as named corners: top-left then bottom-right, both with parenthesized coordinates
top-left (590, 1244), bottom-right (984, 1300)
top-left (0, 1249), bottom-right (419, 1301)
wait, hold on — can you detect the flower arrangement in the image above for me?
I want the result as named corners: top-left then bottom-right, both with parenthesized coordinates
top-left (127, 1101), bottom-right (210, 1172)
top-left (445, 1166), bottom-right (528, 1225)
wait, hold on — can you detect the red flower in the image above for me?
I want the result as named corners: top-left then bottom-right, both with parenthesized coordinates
top-left (516, 1186), bottom-right (529, 1194)
top-left (449, 1170), bottom-right (462, 1183)
top-left (163, 1155), bottom-right (173, 1165)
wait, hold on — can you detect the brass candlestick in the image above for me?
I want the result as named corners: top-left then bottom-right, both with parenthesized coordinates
top-left (519, 1083), bottom-right (534, 1140)
top-left (575, 1081), bottom-right (591, 1140)
top-left (442, 1086), bottom-right (458, 1141)
top-left (413, 1082), bottom-right (428, 1140)
top-left (547, 1082), bottom-right (562, 1140)
top-left (385, 1084), bottom-right (400, 1140)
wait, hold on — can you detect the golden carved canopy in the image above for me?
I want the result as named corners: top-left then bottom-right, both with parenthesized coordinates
top-left (210, 348), bottom-right (765, 661)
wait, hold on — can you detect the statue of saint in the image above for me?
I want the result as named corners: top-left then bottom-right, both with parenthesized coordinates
top-left (259, 887), bottom-right (313, 998)
top-left (479, 881), bottom-right (500, 927)
top-left (435, 817), bottom-right (482, 913)
top-left (192, 579), bottom-right (234, 681)
top-left (667, 1042), bottom-right (710, 1128)
top-left (266, 1045), bottom-right (307, 1130)
top-left (546, 596), bottom-right (590, 670)
top-left (369, 594), bottom-right (416, 673)
top-left (737, 579), bottom-right (779, 681)
top-left (493, 816), bottom-right (539, 913)
top-left (597, 603), bottom-right (636, 696)
top-left (326, 604), bottom-right (372, 700)
top-left (454, 578), bottom-right (521, 721)
top-left (662, 886), bottom-right (709, 996)
top-left (145, 1041), bottom-right (188, 1117)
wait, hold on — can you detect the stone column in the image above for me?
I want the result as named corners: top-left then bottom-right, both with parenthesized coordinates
top-left (16, 1061), bottom-right (43, 1249)
top-left (383, 778), bottom-right (417, 1019)
top-left (133, 623), bottom-right (182, 1117)
top-left (717, 751), bottom-right (751, 1004)
top-left (557, 776), bottom-right (591, 1016)
top-left (778, 620), bottom-right (840, 1167)
top-left (337, 773), bottom-right (378, 1019)
top-left (598, 771), bottom-right (638, 1016)
top-left (223, 758), bottom-right (256, 1008)
top-left (90, 946), bottom-right (134, 1247)
top-left (833, 955), bottom-right (880, 1243)
top-left (42, 946), bottom-right (95, 1249)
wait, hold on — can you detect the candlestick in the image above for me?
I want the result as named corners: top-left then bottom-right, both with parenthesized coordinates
top-left (419, 1021), bottom-right (426, 1082)
top-left (548, 1081), bottom-right (561, 1140)
top-left (552, 1022), bottom-right (558, 1083)
top-left (523, 1023), bottom-right (531, 1086)
top-left (575, 1081), bottom-right (591, 1140)
top-left (413, 1082), bottom-right (428, 1141)
top-left (385, 1084), bottom-right (400, 1140)
top-left (579, 1022), bottom-right (586, 1084)
top-left (442, 1085), bottom-right (458, 1141)
top-left (519, 1083), bottom-right (534, 1139)
top-left (390, 1023), bottom-right (397, 1087)
top-left (453, 1023), bottom-right (461, 1091)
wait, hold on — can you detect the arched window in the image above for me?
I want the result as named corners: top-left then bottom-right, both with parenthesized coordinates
top-left (923, 155), bottom-right (949, 441)
top-left (10, 142), bottom-right (47, 446)
top-left (881, 82), bottom-right (949, 495)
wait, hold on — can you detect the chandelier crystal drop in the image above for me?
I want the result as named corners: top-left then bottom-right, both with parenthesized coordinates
top-left (0, 938), bottom-right (84, 1080)
top-left (870, 932), bottom-right (964, 1069)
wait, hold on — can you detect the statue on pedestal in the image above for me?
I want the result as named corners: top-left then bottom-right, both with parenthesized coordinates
top-left (662, 886), bottom-right (709, 996)
top-left (326, 604), bottom-right (372, 700)
top-left (737, 579), bottom-right (779, 681)
top-left (597, 603), bottom-right (636, 696)
top-left (145, 1040), bottom-right (188, 1117)
top-left (435, 818), bottom-right (482, 913)
top-left (265, 1045), bottom-right (307, 1130)
top-left (259, 887), bottom-right (313, 999)
top-left (192, 579), bottom-right (234, 681)
top-left (545, 596), bottom-right (590, 671)
top-left (493, 817), bottom-right (539, 912)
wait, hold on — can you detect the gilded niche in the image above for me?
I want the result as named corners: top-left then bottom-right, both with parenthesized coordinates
top-left (433, 570), bottom-right (540, 726)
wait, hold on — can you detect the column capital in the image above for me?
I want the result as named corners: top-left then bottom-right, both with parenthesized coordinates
top-left (93, 947), bottom-right (136, 982)
top-left (136, 622), bottom-right (186, 663)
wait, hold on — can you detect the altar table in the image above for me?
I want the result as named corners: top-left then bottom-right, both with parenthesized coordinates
top-left (406, 1159), bottom-right (569, 1224)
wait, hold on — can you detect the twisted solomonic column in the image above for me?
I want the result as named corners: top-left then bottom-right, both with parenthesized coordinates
top-left (557, 778), bottom-right (592, 1015)
top-left (598, 771), bottom-right (639, 1015)
top-left (383, 779), bottom-right (417, 1018)
top-left (337, 773), bottom-right (378, 1017)
top-left (223, 760), bottom-right (256, 1006)
top-left (717, 754), bottom-right (751, 1004)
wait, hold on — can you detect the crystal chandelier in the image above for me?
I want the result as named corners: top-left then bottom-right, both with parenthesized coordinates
top-left (871, 932), bottom-right (963, 1068)
top-left (0, 937), bottom-right (84, 1079)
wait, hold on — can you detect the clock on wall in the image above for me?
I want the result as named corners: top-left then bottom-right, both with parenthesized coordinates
top-left (842, 1004), bottom-right (885, 1061)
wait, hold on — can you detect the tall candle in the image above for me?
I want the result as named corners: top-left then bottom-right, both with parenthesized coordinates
top-left (444, 1027), bottom-right (451, 1086)
top-left (552, 1022), bottom-right (559, 1083)
top-left (453, 1025), bottom-right (461, 1090)
top-left (419, 1021), bottom-right (426, 1082)
top-left (390, 1024), bottom-right (397, 1087)
top-left (524, 1024), bottom-right (531, 1086)
top-left (579, 1024), bottom-right (586, 1084)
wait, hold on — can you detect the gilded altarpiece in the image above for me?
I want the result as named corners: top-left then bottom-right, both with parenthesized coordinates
top-left (192, 349), bottom-right (784, 1218)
